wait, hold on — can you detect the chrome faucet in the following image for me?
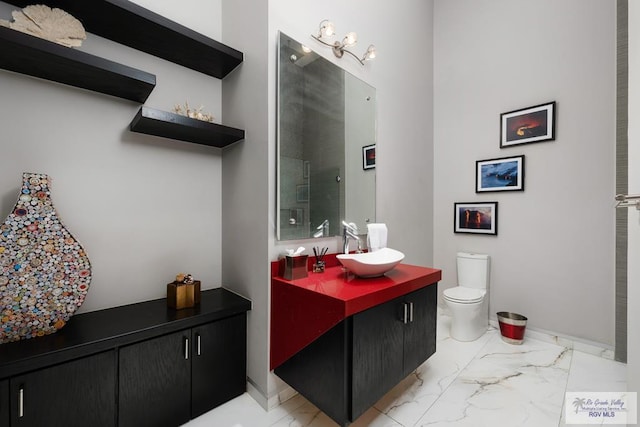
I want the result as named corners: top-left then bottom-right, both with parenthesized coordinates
top-left (313, 219), bottom-right (330, 238)
top-left (342, 221), bottom-right (362, 254)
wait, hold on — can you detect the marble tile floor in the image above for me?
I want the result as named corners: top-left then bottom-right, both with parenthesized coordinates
top-left (184, 314), bottom-right (627, 427)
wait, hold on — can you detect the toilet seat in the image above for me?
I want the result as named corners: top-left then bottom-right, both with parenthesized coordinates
top-left (443, 286), bottom-right (485, 304)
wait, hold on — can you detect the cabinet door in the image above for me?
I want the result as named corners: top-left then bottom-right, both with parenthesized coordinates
top-left (1, 379), bottom-right (8, 426)
top-left (9, 350), bottom-right (116, 427)
top-left (351, 297), bottom-right (404, 421)
top-left (192, 314), bottom-right (247, 418)
top-left (119, 330), bottom-right (191, 427)
top-left (403, 284), bottom-right (437, 377)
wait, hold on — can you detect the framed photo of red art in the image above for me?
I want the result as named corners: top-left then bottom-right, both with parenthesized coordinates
top-left (454, 202), bottom-right (498, 235)
top-left (362, 144), bottom-right (376, 170)
top-left (500, 101), bottom-right (555, 148)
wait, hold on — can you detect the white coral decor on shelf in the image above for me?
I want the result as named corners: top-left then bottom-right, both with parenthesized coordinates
top-left (173, 102), bottom-right (215, 123)
top-left (0, 4), bottom-right (86, 47)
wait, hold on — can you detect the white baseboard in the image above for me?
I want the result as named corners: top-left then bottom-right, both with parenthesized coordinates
top-left (247, 378), bottom-right (298, 411)
top-left (488, 319), bottom-right (615, 360)
top-left (246, 380), bottom-right (268, 410)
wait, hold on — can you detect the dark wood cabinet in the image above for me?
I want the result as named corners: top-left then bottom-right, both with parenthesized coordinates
top-left (9, 350), bottom-right (116, 427)
top-left (191, 314), bottom-right (247, 417)
top-left (275, 284), bottom-right (437, 426)
top-left (351, 296), bottom-right (405, 419)
top-left (119, 331), bottom-right (191, 427)
top-left (402, 285), bottom-right (437, 377)
top-left (0, 288), bottom-right (251, 427)
top-left (1, 379), bottom-right (8, 426)
top-left (118, 314), bottom-right (248, 426)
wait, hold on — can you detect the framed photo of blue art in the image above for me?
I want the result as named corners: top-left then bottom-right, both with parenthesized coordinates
top-left (476, 155), bottom-right (524, 193)
top-left (454, 202), bottom-right (498, 235)
top-left (500, 101), bottom-right (555, 147)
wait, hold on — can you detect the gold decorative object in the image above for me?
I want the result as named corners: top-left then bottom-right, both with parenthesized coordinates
top-left (167, 273), bottom-right (201, 310)
top-left (173, 102), bottom-right (215, 123)
top-left (0, 5), bottom-right (86, 47)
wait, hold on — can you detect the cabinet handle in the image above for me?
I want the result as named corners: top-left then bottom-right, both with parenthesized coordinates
top-left (18, 386), bottom-right (24, 418)
top-left (403, 303), bottom-right (408, 324)
top-left (184, 337), bottom-right (189, 360)
top-left (409, 302), bottom-right (414, 323)
top-left (196, 333), bottom-right (201, 356)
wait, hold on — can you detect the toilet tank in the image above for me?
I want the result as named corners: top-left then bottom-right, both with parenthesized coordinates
top-left (456, 252), bottom-right (490, 289)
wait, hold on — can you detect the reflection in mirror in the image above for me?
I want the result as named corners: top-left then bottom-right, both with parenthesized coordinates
top-left (277, 32), bottom-right (376, 241)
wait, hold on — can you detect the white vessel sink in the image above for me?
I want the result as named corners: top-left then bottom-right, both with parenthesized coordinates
top-left (336, 248), bottom-right (405, 278)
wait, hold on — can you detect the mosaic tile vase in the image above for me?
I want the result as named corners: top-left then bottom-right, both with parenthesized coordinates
top-left (0, 173), bottom-right (91, 344)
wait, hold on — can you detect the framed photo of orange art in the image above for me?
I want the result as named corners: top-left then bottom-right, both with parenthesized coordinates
top-left (500, 101), bottom-right (555, 148)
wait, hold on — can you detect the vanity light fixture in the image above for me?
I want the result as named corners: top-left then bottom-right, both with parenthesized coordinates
top-left (311, 19), bottom-right (376, 65)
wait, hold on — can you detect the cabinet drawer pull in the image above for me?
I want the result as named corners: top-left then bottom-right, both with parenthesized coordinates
top-left (18, 386), bottom-right (24, 418)
top-left (184, 337), bottom-right (189, 360)
top-left (403, 303), bottom-right (408, 324)
top-left (196, 333), bottom-right (201, 356)
top-left (409, 302), bottom-right (414, 323)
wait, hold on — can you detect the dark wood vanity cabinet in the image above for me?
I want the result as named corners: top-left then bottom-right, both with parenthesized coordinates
top-left (9, 351), bottom-right (116, 427)
top-left (118, 314), bottom-right (247, 427)
top-left (352, 285), bottom-right (437, 418)
top-left (275, 284), bottom-right (437, 426)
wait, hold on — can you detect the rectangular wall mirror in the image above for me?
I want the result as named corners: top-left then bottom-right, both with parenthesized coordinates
top-left (277, 32), bottom-right (376, 241)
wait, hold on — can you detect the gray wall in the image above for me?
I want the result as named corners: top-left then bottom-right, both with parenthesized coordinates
top-left (221, 0), bottom-right (271, 406)
top-left (434, 0), bottom-right (616, 346)
top-left (0, 0), bottom-right (224, 313)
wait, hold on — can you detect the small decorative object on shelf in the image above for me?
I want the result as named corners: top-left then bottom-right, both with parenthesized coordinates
top-left (167, 273), bottom-right (201, 309)
top-left (0, 172), bottom-right (92, 344)
top-left (173, 102), bottom-right (215, 123)
top-left (0, 5), bottom-right (86, 47)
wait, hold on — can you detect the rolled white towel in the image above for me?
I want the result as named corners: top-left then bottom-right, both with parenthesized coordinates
top-left (367, 223), bottom-right (387, 252)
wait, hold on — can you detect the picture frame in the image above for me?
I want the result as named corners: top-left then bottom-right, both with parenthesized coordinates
top-left (303, 161), bottom-right (310, 179)
top-left (362, 144), bottom-right (376, 170)
top-left (500, 101), bottom-right (555, 148)
top-left (476, 155), bottom-right (525, 193)
top-left (296, 184), bottom-right (308, 202)
top-left (454, 202), bottom-right (498, 235)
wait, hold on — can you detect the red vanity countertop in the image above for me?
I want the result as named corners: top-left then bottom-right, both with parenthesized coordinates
top-left (270, 257), bottom-right (441, 370)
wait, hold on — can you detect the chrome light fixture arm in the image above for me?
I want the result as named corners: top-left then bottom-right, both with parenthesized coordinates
top-left (311, 20), bottom-right (376, 66)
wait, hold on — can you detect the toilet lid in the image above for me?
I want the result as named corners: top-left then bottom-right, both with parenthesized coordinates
top-left (443, 286), bottom-right (485, 303)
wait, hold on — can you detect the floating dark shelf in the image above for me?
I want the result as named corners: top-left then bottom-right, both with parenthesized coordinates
top-left (6, 0), bottom-right (243, 79)
top-left (0, 27), bottom-right (156, 103)
top-left (130, 107), bottom-right (245, 148)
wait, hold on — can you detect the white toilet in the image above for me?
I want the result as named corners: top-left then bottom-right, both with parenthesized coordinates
top-left (443, 252), bottom-right (490, 342)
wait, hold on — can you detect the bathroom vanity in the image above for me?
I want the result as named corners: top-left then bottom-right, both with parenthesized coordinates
top-left (271, 256), bottom-right (441, 426)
